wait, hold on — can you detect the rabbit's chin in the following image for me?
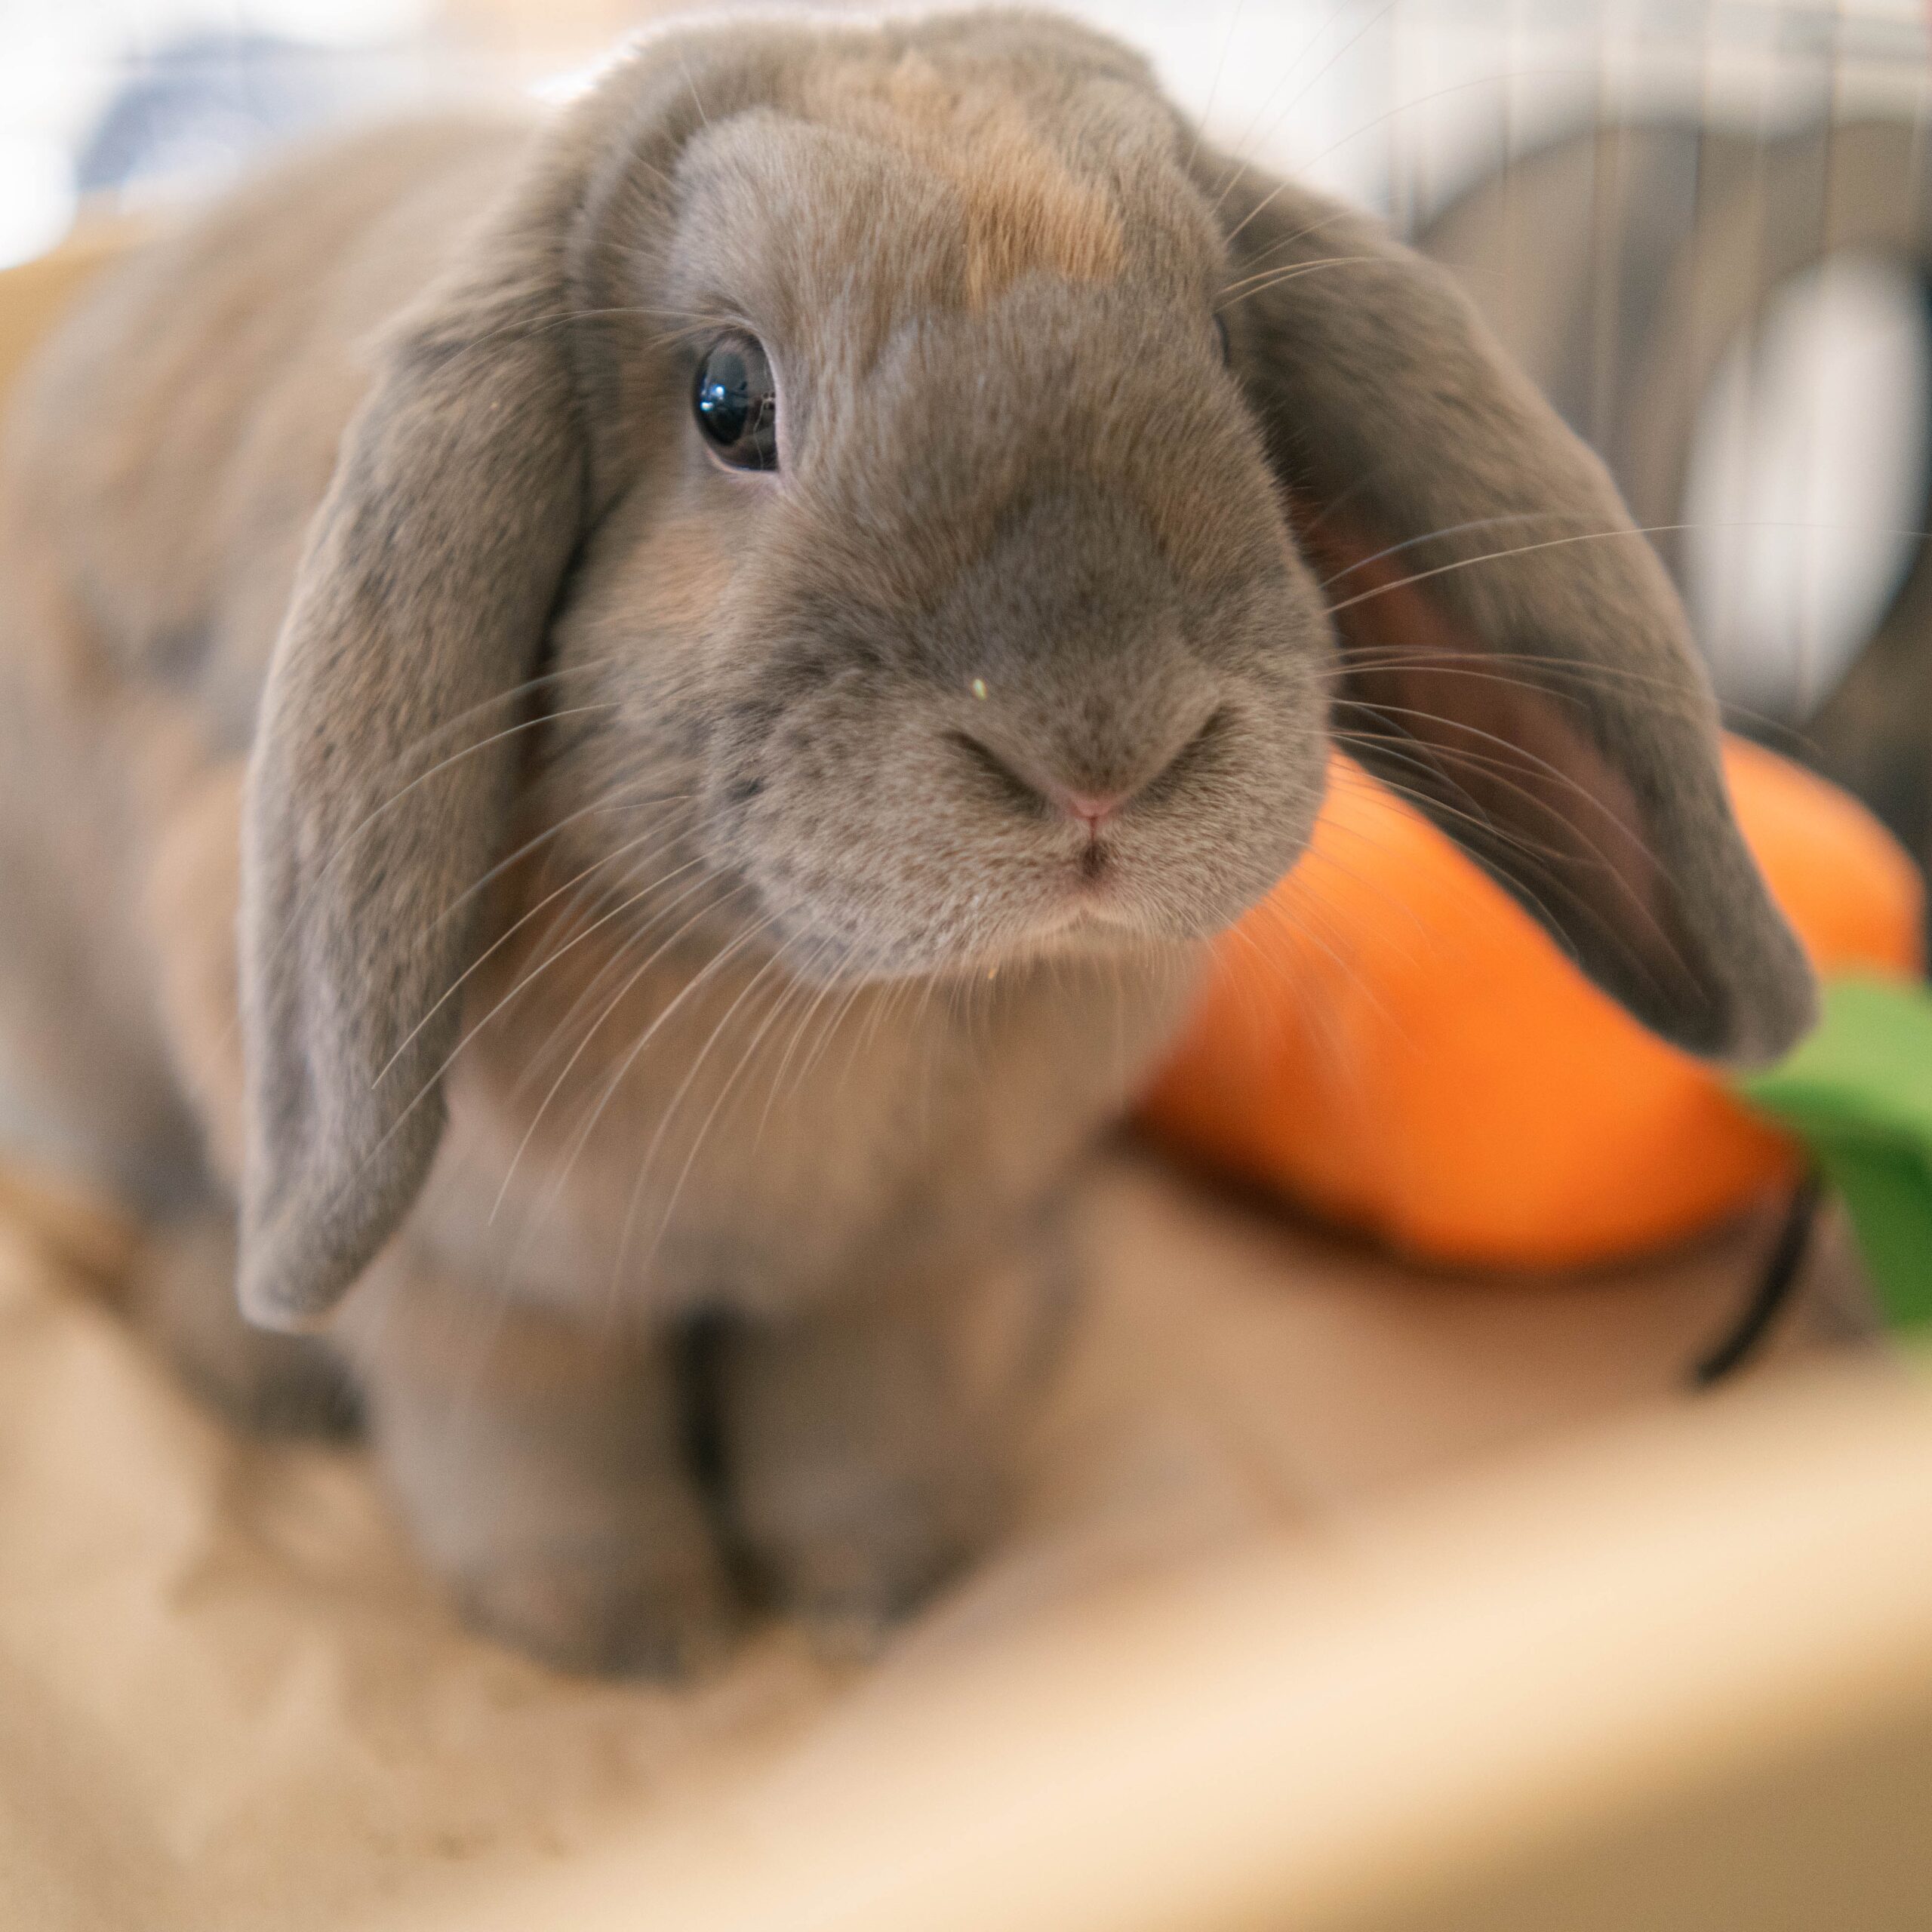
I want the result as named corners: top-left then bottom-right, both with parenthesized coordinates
top-left (761, 892), bottom-right (1212, 990)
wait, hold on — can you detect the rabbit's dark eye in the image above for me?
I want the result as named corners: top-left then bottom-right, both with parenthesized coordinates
top-left (694, 335), bottom-right (778, 471)
top-left (1213, 313), bottom-right (1232, 365)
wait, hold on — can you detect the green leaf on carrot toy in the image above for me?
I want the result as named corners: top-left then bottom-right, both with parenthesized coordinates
top-left (1741, 976), bottom-right (1932, 1331)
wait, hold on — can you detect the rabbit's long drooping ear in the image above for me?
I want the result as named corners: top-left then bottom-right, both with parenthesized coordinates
top-left (237, 123), bottom-right (623, 1331)
top-left (1203, 151), bottom-right (1815, 1065)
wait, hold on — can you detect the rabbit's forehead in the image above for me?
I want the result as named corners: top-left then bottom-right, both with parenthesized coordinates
top-left (793, 50), bottom-right (1131, 304)
top-left (663, 58), bottom-right (1215, 326)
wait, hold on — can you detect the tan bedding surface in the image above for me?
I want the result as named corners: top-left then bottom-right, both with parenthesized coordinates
top-left (2, 1148), bottom-right (1927, 1930)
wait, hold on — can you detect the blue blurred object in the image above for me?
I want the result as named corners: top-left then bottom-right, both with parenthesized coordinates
top-left (75, 32), bottom-right (353, 202)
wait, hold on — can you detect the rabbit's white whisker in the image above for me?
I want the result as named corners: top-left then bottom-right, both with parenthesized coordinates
top-left (487, 867), bottom-right (744, 1226)
top-left (1322, 523), bottom-right (1697, 617)
top-left (613, 935), bottom-right (797, 1303)
top-left (521, 881), bottom-right (761, 1243)
top-left (1217, 254), bottom-right (1385, 302)
top-left (377, 821), bottom-right (681, 1085)
top-left (1334, 731), bottom-right (1687, 1007)
top-left (435, 784), bottom-right (700, 932)
top-left (1183, 0), bottom-right (1245, 176)
top-left (1208, 0), bottom-right (1375, 207)
top-left (543, 905), bottom-right (781, 1300)
top-left (1217, 0), bottom-right (1403, 226)
top-left (496, 830), bottom-right (711, 1102)
top-left (366, 855), bottom-right (721, 1204)
top-left (1309, 508), bottom-right (1602, 590)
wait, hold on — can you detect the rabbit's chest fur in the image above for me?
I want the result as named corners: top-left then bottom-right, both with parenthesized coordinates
top-left (419, 886), bottom-right (1199, 1323)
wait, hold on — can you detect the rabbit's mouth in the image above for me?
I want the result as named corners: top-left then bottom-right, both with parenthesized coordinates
top-left (721, 744), bottom-right (1328, 984)
top-left (749, 854), bottom-right (1192, 985)
top-left (960, 852), bottom-right (1214, 971)
top-left (1041, 848), bottom-right (1131, 930)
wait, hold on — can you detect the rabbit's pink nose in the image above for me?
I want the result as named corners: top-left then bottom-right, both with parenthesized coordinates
top-left (1055, 789), bottom-right (1128, 836)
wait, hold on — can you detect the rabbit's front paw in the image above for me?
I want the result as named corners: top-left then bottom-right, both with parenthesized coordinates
top-left (453, 1531), bottom-right (743, 1680)
top-left (352, 1291), bottom-right (746, 1678)
top-left (741, 1466), bottom-right (998, 1658)
top-left (719, 1294), bottom-right (1006, 1654)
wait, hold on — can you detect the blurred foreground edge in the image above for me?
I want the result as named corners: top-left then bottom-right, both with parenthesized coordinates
top-left (380, 1357), bottom-right (1932, 1932)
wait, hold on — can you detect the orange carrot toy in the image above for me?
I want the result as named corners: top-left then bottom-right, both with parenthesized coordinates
top-left (1140, 738), bottom-right (1923, 1272)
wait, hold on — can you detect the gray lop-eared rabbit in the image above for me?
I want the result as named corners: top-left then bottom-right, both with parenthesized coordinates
top-left (0, 11), bottom-right (1814, 1673)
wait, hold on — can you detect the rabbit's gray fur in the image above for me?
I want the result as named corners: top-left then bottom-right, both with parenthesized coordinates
top-left (0, 11), bottom-right (1811, 1672)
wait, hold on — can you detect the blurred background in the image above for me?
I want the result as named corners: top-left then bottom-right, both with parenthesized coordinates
top-left (4, 0), bottom-right (1930, 882)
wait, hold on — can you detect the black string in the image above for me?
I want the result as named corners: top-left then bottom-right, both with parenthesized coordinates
top-left (673, 1306), bottom-right (736, 1496)
top-left (1691, 1174), bottom-right (1825, 1388)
